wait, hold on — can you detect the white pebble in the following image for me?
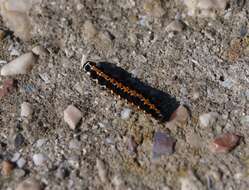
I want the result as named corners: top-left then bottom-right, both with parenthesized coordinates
top-left (11, 152), bottom-right (21, 162)
top-left (36, 139), bottom-right (47, 147)
top-left (33, 153), bottom-right (47, 166)
top-left (64, 105), bottom-right (82, 130)
top-left (96, 158), bottom-right (107, 183)
top-left (199, 112), bottom-right (219, 127)
top-left (39, 73), bottom-right (50, 84)
top-left (121, 108), bottom-right (132, 120)
top-left (16, 177), bottom-right (42, 190)
top-left (166, 20), bottom-right (185, 33)
top-left (69, 139), bottom-right (81, 150)
top-left (17, 158), bottom-right (26, 168)
top-left (0, 0), bottom-right (41, 40)
top-left (21, 102), bottom-right (33, 118)
top-left (32, 46), bottom-right (47, 56)
top-left (1, 52), bottom-right (37, 76)
top-left (180, 177), bottom-right (199, 190)
top-left (240, 115), bottom-right (249, 126)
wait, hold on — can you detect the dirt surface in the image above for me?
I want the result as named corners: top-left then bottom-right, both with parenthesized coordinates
top-left (0, 0), bottom-right (249, 190)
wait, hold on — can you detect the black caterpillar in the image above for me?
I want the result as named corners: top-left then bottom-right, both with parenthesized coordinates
top-left (83, 61), bottom-right (179, 122)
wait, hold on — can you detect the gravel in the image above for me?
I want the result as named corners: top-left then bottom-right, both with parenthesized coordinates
top-left (0, 0), bottom-right (248, 189)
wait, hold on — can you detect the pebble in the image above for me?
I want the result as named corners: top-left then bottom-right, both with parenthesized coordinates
top-left (209, 133), bottom-right (240, 153)
top-left (166, 20), bottom-right (186, 33)
top-left (0, 79), bottom-right (16, 99)
top-left (240, 115), bottom-right (249, 126)
top-left (112, 175), bottom-right (125, 190)
top-left (55, 166), bottom-right (70, 179)
top-left (21, 102), bottom-right (33, 118)
top-left (183, 0), bottom-right (228, 17)
top-left (0, 0), bottom-right (41, 40)
top-left (152, 132), bottom-right (176, 159)
top-left (64, 105), bottom-right (82, 130)
top-left (143, 0), bottom-right (165, 17)
top-left (15, 133), bottom-right (25, 148)
top-left (69, 139), bottom-right (81, 150)
top-left (221, 78), bottom-right (234, 89)
top-left (74, 82), bottom-right (84, 95)
top-left (120, 108), bottom-right (132, 120)
top-left (95, 31), bottom-right (113, 51)
top-left (167, 105), bottom-right (189, 128)
top-left (198, 0), bottom-right (227, 10)
top-left (33, 153), bottom-right (48, 166)
top-left (11, 152), bottom-right (21, 162)
top-left (81, 20), bottom-right (97, 41)
top-left (127, 136), bottom-right (137, 155)
top-left (16, 177), bottom-right (43, 190)
top-left (96, 158), bottom-right (107, 183)
top-left (199, 112), bottom-right (219, 127)
top-left (1, 52), bottom-right (37, 76)
top-left (1, 160), bottom-right (15, 176)
top-left (13, 169), bottom-right (26, 178)
top-left (17, 158), bottom-right (26, 168)
top-left (180, 177), bottom-right (199, 190)
top-left (39, 73), bottom-right (50, 84)
top-left (32, 46), bottom-right (48, 56)
top-left (0, 29), bottom-right (6, 40)
top-left (36, 139), bottom-right (47, 147)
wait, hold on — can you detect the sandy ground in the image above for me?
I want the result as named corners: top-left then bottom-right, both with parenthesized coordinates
top-left (0, 0), bottom-right (249, 189)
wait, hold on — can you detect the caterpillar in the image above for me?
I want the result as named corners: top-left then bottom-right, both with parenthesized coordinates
top-left (83, 61), bottom-right (179, 122)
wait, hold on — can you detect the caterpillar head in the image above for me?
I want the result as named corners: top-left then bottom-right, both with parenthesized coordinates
top-left (83, 61), bottom-right (96, 73)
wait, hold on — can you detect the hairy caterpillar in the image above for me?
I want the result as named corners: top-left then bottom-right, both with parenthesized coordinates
top-left (83, 61), bottom-right (178, 121)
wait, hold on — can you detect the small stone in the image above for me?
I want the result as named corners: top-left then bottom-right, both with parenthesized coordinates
top-left (152, 132), bottom-right (176, 159)
top-left (96, 158), bottom-right (107, 183)
top-left (55, 166), bottom-right (70, 179)
top-left (1, 52), bottom-right (37, 76)
top-left (199, 112), bottom-right (219, 127)
top-left (0, 79), bottom-right (16, 99)
top-left (64, 105), bottom-right (82, 130)
top-left (36, 139), bottom-right (47, 148)
top-left (16, 177), bottom-right (43, 190)
top-left (198, 0), bottom-right (228, 10)
top-left (240, 115), bottom-right (249, 126)
top-left (21, 102), bottom-right (33, 118)
top-left (166, 20), bottom-right (186, 33)
top-left (74, 82), bottom-right (84, 95)
top-left (81, 20), bottom-right (97, 41)
top-left (69, 139), bottom-right (81, 150)
top-left (209, 133), bottom-right (240, 153)
top-left (112, 175), bottom-right (125, 190)
top-left (13, 169), bottom-right (26, 178)
top-left (17, 158), bottom-right (26, 168)
top-left (0, 29), bottom-right (6, 40)
top-left (95, 31), bottom-right (113, 51)
top-left (127, 136), bottom-right (137, 155)
top-left (0, 0), bottom-right (41, 41)
top-left (245, 90), bottom-right (249, 100)
top-left (32, 46), bottom-right (48, 56)
top-left (11, 152), bottom-right (21, 162)
top-left (167, 105), bottom-right (189, 128)
top-left (143, 0), bottom-right (165, 18)
top-left (39, 73), bottom-right (50, 84)
top-left (180, 171), bottom-right (204, 190)
top-left (121, 108), bottom-right (132, 120)
top-left (221, 78), bottom-right (234, 89)
top-left (15, 133), bottom-right (25, 148)
top-left (183, 0), bottom-right (228, 17)
top-left (33, 153), bottom-right (47, 166)
top-left (1, 160), bottom-right (15, 176)
top-left (180, 177), bottom-right (199, 190)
